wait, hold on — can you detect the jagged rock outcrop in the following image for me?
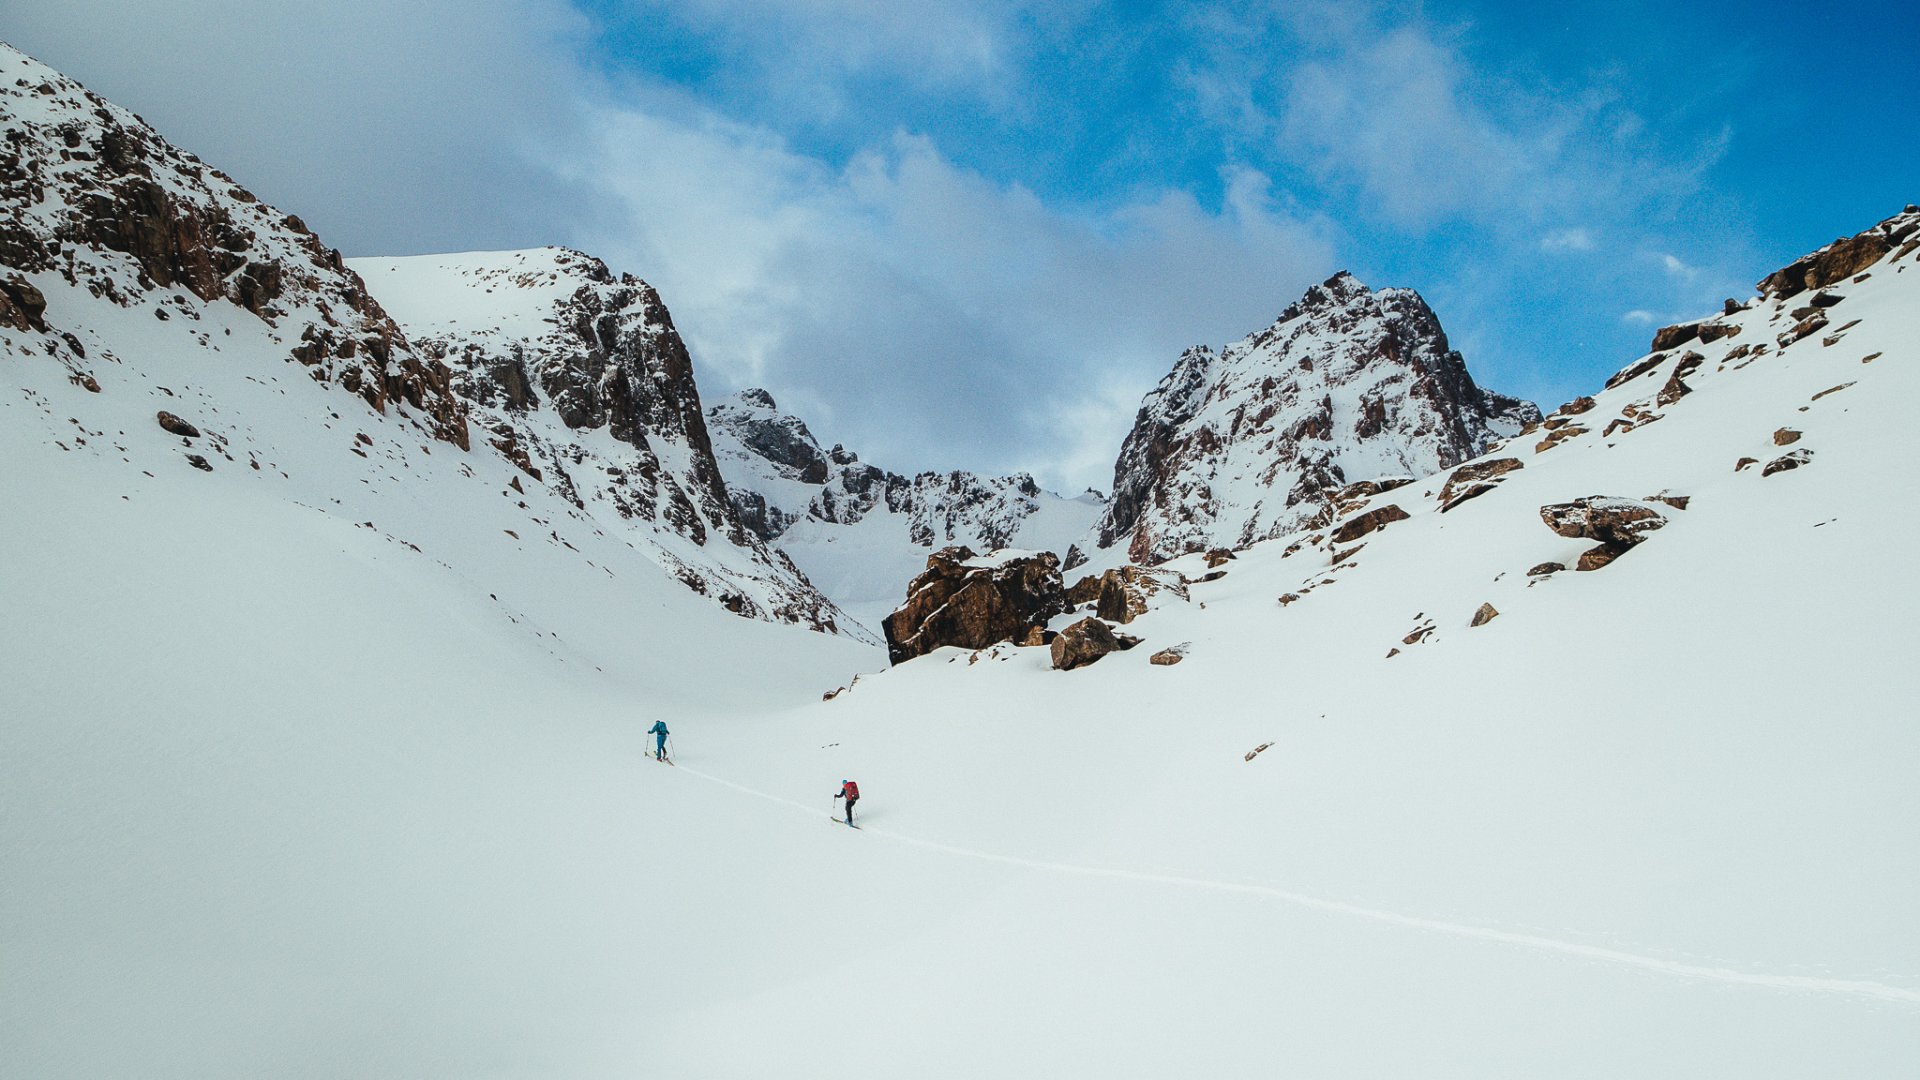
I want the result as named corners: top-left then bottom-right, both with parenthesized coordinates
top-left (708, 388), bottom-right (1102, 548)
top-left (0, 44), bottom-right (468, 450)
top-left (1539, 497), bottom-right (1668, 571)
top-left (1051, 616), bottom-right (1123, 671)
top-left (705, 388), bottom-right (1104, 623)
top-left (1063, 565), bottom-right (1188, 625)
top-left (1093, 271), bottom-right (1537, 565)
top-left (882, 547), bottom-right (1067, 664)
top-left (350, 249), bottom-right (857, 635)
top-left (1438, 457), bottom-right (1523, 512)
top-left (1759, 207), bottom-right (1920, 300)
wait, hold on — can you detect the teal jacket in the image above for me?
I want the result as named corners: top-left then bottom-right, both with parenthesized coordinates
top-left (648, 721), bottom-right (668, 740)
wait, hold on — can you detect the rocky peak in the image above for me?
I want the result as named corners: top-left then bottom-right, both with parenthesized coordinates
top-left (0, 42), bottom-right (469, 449)
top-left (1094, 272), bottom-right (1537, 565)
top-left (351, 249), bottom-right (857, 635)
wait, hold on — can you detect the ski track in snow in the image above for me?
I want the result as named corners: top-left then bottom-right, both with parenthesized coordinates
top-left (677, 764), bottom-right (1920, 1008)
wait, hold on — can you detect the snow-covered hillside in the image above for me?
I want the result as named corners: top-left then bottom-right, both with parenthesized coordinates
top-left (4, 40), bottom-right (1916, 1080)
top-left (349, 248), bottom-right (860, 636)
top-left (708, 388), bottom-right (1103, 629)
top-left (1092, 271), bottom-right (1537, 565)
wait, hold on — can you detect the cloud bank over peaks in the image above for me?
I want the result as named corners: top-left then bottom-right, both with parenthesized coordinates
top-left (568, 104), bottom-right (1337, 492)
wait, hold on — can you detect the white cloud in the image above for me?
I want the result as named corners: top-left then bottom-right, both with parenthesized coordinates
top-left (570, 111), bottom-right (1335, 489)
top-left (1541, 228), bottom-right (1595, 253)
top-left (1, 0), bottom-right (596, 255)
top-left (1621, 310), bottom-right (1657, 325)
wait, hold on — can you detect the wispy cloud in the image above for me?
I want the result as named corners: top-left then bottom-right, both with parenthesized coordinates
top-left (1541, 228), bottom-right (1595, 253)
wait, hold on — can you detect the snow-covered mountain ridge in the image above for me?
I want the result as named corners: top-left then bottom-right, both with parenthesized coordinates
top-left (1090, 271), bottom-right (1538, 566)
top-left (706, 387), bottom-right (1103, 628)
top-left (0, 41), bottom-right (468, 451)
top-left (349, 249), bottom-right (860, 636)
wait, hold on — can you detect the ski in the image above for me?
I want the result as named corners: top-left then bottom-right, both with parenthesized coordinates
top-left (829, 817), bottom-right (861, 829)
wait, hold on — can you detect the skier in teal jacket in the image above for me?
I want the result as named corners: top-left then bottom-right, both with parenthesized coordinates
top-left (648, 719), bottom-right (669, 762)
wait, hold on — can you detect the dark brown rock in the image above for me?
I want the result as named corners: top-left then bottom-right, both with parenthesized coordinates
top-left (1650, 322), bottom-right (1702, 351)
top-left (1065, 565), bottom-right (1188, 625)
top-left (1605, 352), bottom-right (1666, 390)
top-left (184, 453), bottom-right (212, 472)
top-left (1328, 503), bottom-right (1410, 545)
top-left (1534, 424), bottom-right (1587, 453)
top-left (1759, 230), bottom-right (1892, 299)
top-left (1575, 543), bottom-right (1628, 571)
top-left (1735, 456), bottom-right (1759, 472)
top-left (1149, 646), bottom-right (1185, 666)
top-left (1051, 616), bottom-right (1121, 671)
top-left (1204, 547), bottom-right (1236, 568)
top-left (1538, 497), bottom-right (1667, 547)
top-left (1469, 602), bottom-right (1499, 627)
top-left (884, 547), bottom-right (1066, 664)
top-left (156, 411), bottom-right (200, 438)
top-left (1439, 457), bottom-right (1522, 512)
top-left (1810, 383), bottom-right (1854, 402)
top-left (1772, 428), bottom-right (1801, 446)
top-left (1762, 450), bottom-right (1812, 477)
top-left (1526, 561), bottom-right (1564, 577)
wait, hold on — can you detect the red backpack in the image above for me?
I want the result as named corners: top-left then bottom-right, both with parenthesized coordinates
top-left (842, 781), bottom-right (860, 801)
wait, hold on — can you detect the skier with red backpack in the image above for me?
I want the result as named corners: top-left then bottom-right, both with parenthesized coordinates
top-left (834, 779), bottom-right (860, 826)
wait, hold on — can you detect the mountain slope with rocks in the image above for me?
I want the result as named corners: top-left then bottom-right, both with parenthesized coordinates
top-left (0, 40), bottom-right (858, 639)
top-left (349, 249), bottom-right (861, 636)
top-left (5, 40), bottom-right (1915, 1080)
top-left (706, 388), bottom-right (1104, 628)
top-left (1091, 272), bottom-right (1538, 565)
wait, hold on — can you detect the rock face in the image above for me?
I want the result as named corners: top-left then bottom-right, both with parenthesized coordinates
top-left (0, 45), bottom-right (468, 450)
top-left (882, 547), bottom-right (1067, 664)
top-left (350, 250), bottom-right (856, 635)
top-left (1758, 206), bottom-right (1920, 300)
top-left (1065, 565), bottom-right (1189, 625)
top-left (1539, 497), bottom-right (1668, 571)
top-left (705, 388), bottom-right (1103, 623)
top-left (1439, 457), bottom-right (1523, 512)
top-left (1093, 272), bottom-right (1537, 564)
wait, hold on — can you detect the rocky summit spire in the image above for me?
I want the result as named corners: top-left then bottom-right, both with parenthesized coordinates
top-left (1094, 271), bottom-right (1538, 565)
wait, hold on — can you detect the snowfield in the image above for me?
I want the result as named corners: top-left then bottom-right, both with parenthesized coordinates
top-left (3, 35), bottom-right (1916, 1071)
top-left (8, 240), bottom-right (1918, 1076)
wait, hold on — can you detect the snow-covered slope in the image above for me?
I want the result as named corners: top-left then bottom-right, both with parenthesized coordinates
top-left (707, 388), bottom-right (1103, 628)
top-left (348, 249), bottom-right (863, 636)
top-left (5, 39), bottom-right (1915, 1078)
top-left (1092, 272), bottom-right (1537, 565)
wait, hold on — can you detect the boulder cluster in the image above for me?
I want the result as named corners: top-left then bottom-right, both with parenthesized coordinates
top-left (883, 548), bottom-right (1183, 669)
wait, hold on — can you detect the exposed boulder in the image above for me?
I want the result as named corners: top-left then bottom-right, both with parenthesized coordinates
top-left (883, 547), bottom-right (1066, 664)
top-left (1328, 503), bottom-right (1410, 545)
top-left (1763, 449), bottom-right (1813, 477)
top-left (1772, 428), bottom-right (1802, 446)
top-left (1650, 321), bottom-right (1702, 352)
top-left (1539, 497), bottom-right (1667, 572)
top-left (1438, 457), bottom-right (1522, 512)
top-left (1758, 217), bottom-right (1899, 299)
top-left (155, 411), bottom-right (201, 438)
top-left (1066, 565), bottom-right (1190, 625)
top-left (1538, 497), bottom-right (1668, 547)
top-left (1527, 561), bottom-right (1564, 577)
top-left (1150, 645), bottom-right (1186, 666)
top-left (1051, 616), bottom-right (1122, 671)
top-left (1469, 602), bottom-right (1499, 627)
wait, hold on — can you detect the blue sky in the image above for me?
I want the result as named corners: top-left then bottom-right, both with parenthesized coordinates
top-left (6, 1), bottom-right (1915, 490)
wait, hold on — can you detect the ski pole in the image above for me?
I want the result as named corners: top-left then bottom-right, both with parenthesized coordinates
top-left (667, 734), bottom-right (676, 761)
